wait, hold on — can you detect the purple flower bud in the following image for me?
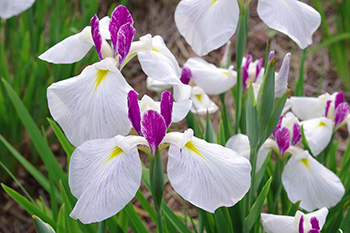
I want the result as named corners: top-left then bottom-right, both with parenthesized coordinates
top-left (242, 54), bottom-right (253, 90)
top-left (117, 23), bottom-right (136, 66)
top-left (141, 110), bottom-right (167, 155)
top-left (127, 90), bottom-right (142, 136)
top-left (180, 67), bottom-right (192, 85)
top-left (325, 100), bottom-right (332, 117)
top-left (334, 102), bottom-right (349, 128)
top-left (256, 58), bottom-right (264, 81)
top-left (272, 116), bottom-right (283, 138)
top-left (109, 5), bottom-right (134, 56)
top-left (299, 215), bottom-right (304, 233)
top-left (91, 14), bottom-right (103, 60)
top-left (292, 122), bottom-right (301, 145)
top-left (160, 91), bottom-right (173, 128)
top-left (335, 92), bottom-right (344, 109)
top-left (275, 127), bottom-right (290, 156)
top-left (310, 217), bottom-right (320, 230)
top-left (268, 51), bottom-right (275, 63)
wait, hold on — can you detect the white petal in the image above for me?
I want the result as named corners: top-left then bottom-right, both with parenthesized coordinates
top-left (0, 0), bottom-right (35, 19)
top-left (190, 86), bottom-right (218, 115)
top-left (282, 98), bottom-right (292, 115)
top-left (39, 26), bottom-right (94, 64)
top-left (69, 136), bottom-right (142, 223)
top-left (99, 16), bottom-right (111, 40)
top-left (301, 117), bottom-right (333, 156)
top-left (173, 82), bottom-right (192, 102)
top-left (146, 77), bottom-right (172, 92)
top-left (175, 0), bottom-right (239, 56)
top-left (282, 151), bottom-right (345, 211)
top-left (184, 58), bottom-right (237, 95)
top-left (167, 134), bottom-right (251, 212)
top-left (47, 58), bottom-right (132, 146)
top-left (275, 53), bottom-right (291, 98)
top-left (305, 207), bottom-right (329, 230)
top-left (137, 35), bottom-right (181, 85)
top-left (261, 213), bottom-right (297, 233)
top-left (226, 134), bottom-right (269, 172)
top-left (173, 100), bottom-right (192, 122)
top-left (257, 0), bottom-right (321, 49)
top-left (282, 112), bottom-right (299, 133)
top-left (290, 94), bottom-right (331, 120)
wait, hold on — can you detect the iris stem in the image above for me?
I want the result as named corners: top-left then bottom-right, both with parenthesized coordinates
top-left (149, 151), bottom-right (164, 233)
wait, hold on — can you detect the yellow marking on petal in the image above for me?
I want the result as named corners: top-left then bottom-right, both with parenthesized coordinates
top-left (94, 69), bottom-right (109, 93)
top-left (301, 158), bottom-right (310, 170)
top-left (195, 94), bottom-right (202, 104)
top-left (104, 146), bottom-right (123, 165)
top-left (210, 0), bottom-right (218, 6)
top-left (152, 48), bottom-right (161, 53)
top-left (221, 71), bottom-right (229, 76)
top-left (185, 141), bottom-right (206, 161)
top-left (317, 121), bottom-right (326, 127)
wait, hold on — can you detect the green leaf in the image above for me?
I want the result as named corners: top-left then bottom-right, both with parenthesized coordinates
top-left (287, 201), bottom-right (300, 216)
top-left (56, 204), bottom-right (67, 233)
top-left (294, 49), bottom-right (307, 96)
top-left (243, 177), bottom-right (272, 232)
top-left (257, 58), bottom-right (275, 140)
top-left (135, 190), bottom-right (157, 222)
top-left (2, 184), bottom-right (56, 228)
top-left (215, 207), bottom-right (233, 233)
top-left (1, 79), bottom-right (67, 187)
top-left (48, 118), bottom-right (75, 158)
top-left (205, 111), bottom-right (215, 143)
top-left (123, 203), bottom-right (149, 233)
top-left (33, 215), bottom-right (56, 233)
top-left (246, 85), bottom-right (259, 149)
top-left (0, 135), bottom-right (62, 203)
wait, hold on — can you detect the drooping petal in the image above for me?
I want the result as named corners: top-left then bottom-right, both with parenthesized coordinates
top-left (190, 86), bottom-right (218, 115)
top-left (39, 27), bottom-right (94, 64)
top-left (173, 82), bottom-right (192, 102)
top-left (257, 0), bottom-right (321, 49)
top-left (136, 35), bottom-right (182, 85)
top-left (261, 213), bottom-right (297, 233)
top-left (91, 14), bottom-right (103, 60)
top-left (141, 110), bottom-right (167, 155)
top-left (0, 0), bottom-right (35, 19)
top-left (146, 77), bottom-right (173, 92)
top-left (167, 132), bottom-right (251, 212)
top-left (128, 90), bottom-right (142, 136)
top-left (47, 58), bottom-right (132, 146)
top-left (184, 57), bottom-right (237, 95)
top-left (160, 91), bottom-right (173, 128)
top-left (225, 134), bottom-right (269, 172)
top-left (282, 151), bottom-right (345, 211)
top-left (172, 100), bottom-right (192, 123)
top-left (117, 23), bottom-right (136, 65)
top-left (69, 135), bottom-right (142, 224)
top-left (174, 0), bottom-right (239, 56)
top-left (275, 53), bottom-right (291, 98)
top-left (290, 96), bottom-right (327, 120)
top-left (109, 5), bottom-right (134, 54)
top-left (301, 117), bottom-right (333, 156)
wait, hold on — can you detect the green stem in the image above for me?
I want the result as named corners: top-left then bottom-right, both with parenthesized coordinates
top-left (247, 147), bottom-right (258, 212)
top-left (149, 151), bottom-right (164, 233)
top-left (97, 220), bottom-right (107, 233)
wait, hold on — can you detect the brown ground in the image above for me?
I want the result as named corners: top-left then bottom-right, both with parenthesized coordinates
top-left (1, 0), bottom-right (348, 232)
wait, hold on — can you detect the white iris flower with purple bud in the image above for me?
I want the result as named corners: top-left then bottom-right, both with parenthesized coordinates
top-left (40, 6), bottom-right (186, 146)
top-left (174, 0), bottom-right (321, 56)
top-left (262, 113), bottom-right (345, 211)
top-left (261, 207), bottom-right (328, 233)
top-left (68, 90), bottom-right (252, 224)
